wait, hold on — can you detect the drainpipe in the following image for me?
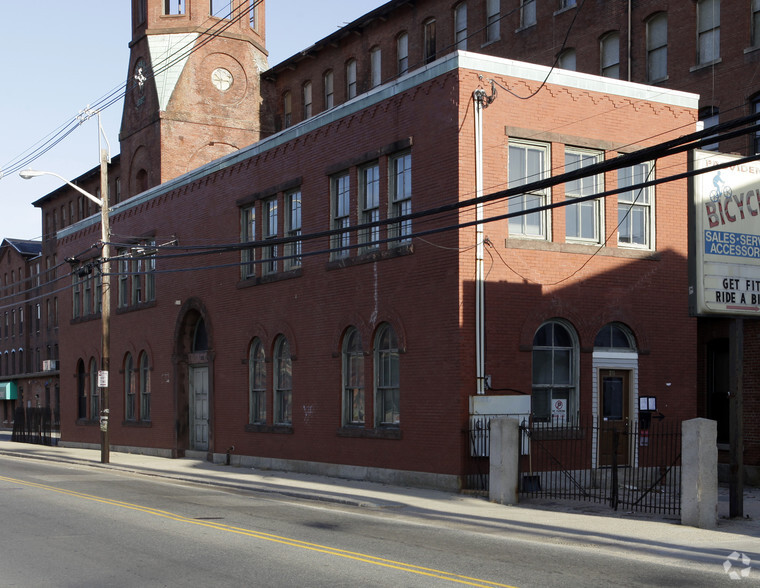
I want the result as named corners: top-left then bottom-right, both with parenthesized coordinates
top-left (473, 81), bottom-right (495, 395)
top-left (628, 0), bottom-right (632, 81)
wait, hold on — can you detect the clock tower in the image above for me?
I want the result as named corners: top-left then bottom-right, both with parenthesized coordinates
top-left (120, 0), bottom-right (268, 198)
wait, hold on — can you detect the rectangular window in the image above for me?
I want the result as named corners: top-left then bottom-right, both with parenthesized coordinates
top-left (119, 256), bottom-right (129, 308)
top-left (331, 173), bottom-right (351, 259)
top-left (283, 92), bottom-right (292, 129)
top-left (647, 14), bottom-right (668, 82)
top-left (521, 0), bottom-right (536, 28)
top-left (455, 3), bottom-right (467, 50)
top-left (600, 33), bottom-right (620, 78)
top-left (83, 275), bottom-right (92, 315)
top-left (210, 0), bottom-right (232, 18)
top-left (360, 163), bottom-right (381, 251)
top-left (346, 60), bottom-right (357, 99)
top-left (302, 82), bottom-right (312, 119)
top-left (249, 0), bottom-right (258, 29)
top-left (241, 205), bottom-right (256, 279)
top-left (508, 141), bottom-right (549, 239)
top-left (164, 0), bottom-right (184, 15)
top-left (486, 0), bottom-right (500, 42)
top-left (424, 19), bottom-right (436, 64)
top-left (131, 257), bottom-right (143, 305)
top-left (144, 242), bottom-right (156, 302)
top-left (565, 149), bottom-right (602, 243)
top-left (697, 0), bottom-right (720, 64)
top-left (263, 198), bottom-right (278, 275)
top-left (753, 0), bottom-right (760, 47)
top-left (389, 152), bottom-right (412, 245)
top-left (618, 163), bottom-right (654, 249)
top-left (324, 70), bottom-right (334, 109)
top-left (285, 190), bottom-right (302, 270)
top-left (72, 278), bottom-right (81, 319)
top-left (397, 33), bottom-right (409, 74)
top-left (370, 47), bottom-right (382, 88)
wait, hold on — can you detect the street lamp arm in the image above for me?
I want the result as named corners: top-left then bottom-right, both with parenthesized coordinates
top-left (19, 169), bottom-right (103, 208)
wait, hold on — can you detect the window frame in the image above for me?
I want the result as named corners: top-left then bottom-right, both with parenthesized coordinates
top-left (302, 81), bottom-right (312, 119)
top-left (520, 0), bottom-right (536, 29)
top-left (125, 352), bottom-right (136, 421)
top-left (423, 19), bottom-right (437, 64)
top-left (342, 327), bottom-right (365, 426)
top-left (532, 321), bottom-right (579, 425)
top-left (163, 0), bottom-right (185, 15)
top-left (324, 70), bottom-right (334, 109)
top-left (139, 351), bottom-right (151, 422)
top-left (346, 59), bottom-right (357, 100)
top-left (274, 336), bottom-right (292, 426)
top-left (284, 189), bottom-right (302, 270)
top-left (564, 147), bottom-right (603, 244)
top-left (331, 172), bottom-right (351, 259)
top-left (507, 140), bottom-right (550, 240)
top-left (389, 152), bottom-right (412, 246)
top-left (263, 197), bottom-right (279, 275)
top-left (370, 46), bottom-right (382, 88)
top-left (753, 0), bottom-right (760, 48)
top-left (249, 338), bottom-right (266, 425)
top-left (600, 32), bottom-right (620, 79)
top-left (697, 0), bottom-right (720, 65)
top-left (282, 91), bottom-right (292, 128)
top-left (374, 324), bottom-right (400, 427)
top-left (646, 13), bottom-right (668, 82)
top-left (454, 2), bottom-right (468, 50)
top-left (617, 161), bottom-right (655, 250)
top-left (397, 32), bottom-right (409, 75)
top-left (241, 204), bottom-right (256, 279)
top-left (486, 0), bottom-right (500, 43)
top-left (359, 162), bottom-right (381, 252)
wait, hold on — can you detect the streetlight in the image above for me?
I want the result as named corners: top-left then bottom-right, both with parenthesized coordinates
top-left (20, 151), bottom-right (111, 464)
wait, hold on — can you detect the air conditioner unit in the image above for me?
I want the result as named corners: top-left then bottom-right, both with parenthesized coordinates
top-left (42, 360), bottom-right (59, 372)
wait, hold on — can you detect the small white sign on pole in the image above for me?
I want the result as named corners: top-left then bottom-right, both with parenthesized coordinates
top-left (98, 370), bottom-right (109, 388)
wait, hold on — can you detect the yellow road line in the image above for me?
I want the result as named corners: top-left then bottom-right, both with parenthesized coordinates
top-left (0, 474), bottom-right (518, 588)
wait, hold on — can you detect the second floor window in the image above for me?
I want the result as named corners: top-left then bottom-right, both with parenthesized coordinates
top-left (389, 153), bottom-right (412, 245)
top-left (618, 162), bottom-right (654, 249)
top-left (565, 149), bottom-right (602, 243)
top-left (241, 206), bottom-right (256, 279)
top-left (263, 198), bottom-right (278, 275)
top-left (508, 141), bottom-right (548, 239)
top-left (360, 164), bottom-right (381, 251)
top-left (697, 0), bottom-right (720, 65)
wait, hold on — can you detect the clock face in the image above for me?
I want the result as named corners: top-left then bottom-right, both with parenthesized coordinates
top-left (211, 68), bottom-right (233, 92)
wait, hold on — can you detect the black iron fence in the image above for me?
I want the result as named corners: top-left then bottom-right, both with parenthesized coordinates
top-left (463, 416), bottom-right (682, 515)
top-left (11, 406), bottom-right (56, 446)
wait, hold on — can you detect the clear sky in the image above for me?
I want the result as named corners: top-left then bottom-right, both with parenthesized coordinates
top-left (0, 0), bottom-right (383, 241)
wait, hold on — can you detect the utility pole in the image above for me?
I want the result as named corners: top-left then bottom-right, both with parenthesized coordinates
top-left (99, 145), bottom-right (111, 464)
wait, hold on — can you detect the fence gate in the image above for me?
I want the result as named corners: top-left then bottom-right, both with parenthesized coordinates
top-left (518, 418), bottom-right (682, 515)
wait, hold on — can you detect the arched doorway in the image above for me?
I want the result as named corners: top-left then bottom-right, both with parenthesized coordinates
top-left (174, 303), bottom-right (213, 454)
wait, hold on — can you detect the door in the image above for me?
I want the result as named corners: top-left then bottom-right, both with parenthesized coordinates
top-left (599, 370), bottom-right (630, 466)
top-left (189, 365), bottom-right (209, 451)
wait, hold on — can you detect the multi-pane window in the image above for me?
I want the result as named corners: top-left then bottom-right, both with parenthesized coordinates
top-left (125, 353), bottom-right (135, 421)
top-left (302, 81), bottom-right (312, 119)
top-left (249, 338), bottom-right (266, 424)
top-left (346, 59), bottom-right (357, 100)
top-left (397, 32), bottom-right (409, 74)
top-left (285, 190), bottom-right (302, 270)
top-left (753, 0), bottom-right (760, 47)
top-left (283, 91), bottom-right (292, 128)
top-left (558, 49), bottom-right (576, 70)
top-left (618, 162), bottom-right (654, 249)
top-left (331, 174), bottom-right (351, 259)
top-left (424, 19), bottom-right (436, 64)
top-left (324, 70), bottom-right (334, 109)
top-left (389, 153), bottom-right (412, 245)
top-left (454, 3), bottom-right (467, 50)
top-left (117, 244), bottom-right (156, 307)
top-left (139, 352), bottom-right (151, 421)
top-left (532, 321), bottom-right (577, 424)
top-left (647, 13), bottom-right (667, 82)
top-left (370, 47), bottom-right (382, 88)
top-left (164, 0), bottom-right (184, 15)
top-left (241, 205), bottom-right (256, 279)
top-left (360, 163), bottom-right (381, 251)
top-left (600, 32), bottom-right (620, 78)
top-left (521, 0), bottom-right (536, 28)
top-left (697, 0), bottom-right (720, 65)
top-left (508, 141), bottom-right (549, 239)
top-left (375, 324), bottom-right (400, 427)
top-left (343, 327), bottom-right (364, 426)
top-left (274, 336), bottom-right (292, 425)
top-left (263, 198), bottom-right (278, 274)
top-left (565, 149), bottom-right (602, 243)
top-left (486, 0), bottom-right (500, 43)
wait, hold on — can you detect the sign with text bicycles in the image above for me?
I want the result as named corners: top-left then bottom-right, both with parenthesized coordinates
top-left (691, 150), bottom-right (760, 316)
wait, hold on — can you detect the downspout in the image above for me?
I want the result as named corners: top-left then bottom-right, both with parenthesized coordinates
top-left (473, 80), bottom-right (495, 396)
top-left (628, 0), bottom-right (632, 81)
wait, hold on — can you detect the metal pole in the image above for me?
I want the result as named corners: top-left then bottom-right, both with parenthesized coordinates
top-left (99, 147), bottom-right (111, 464)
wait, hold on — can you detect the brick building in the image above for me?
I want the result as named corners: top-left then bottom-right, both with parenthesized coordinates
top-left (18, 0), bottom-right (705, 490)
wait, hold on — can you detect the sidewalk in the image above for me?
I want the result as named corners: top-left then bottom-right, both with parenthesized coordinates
top-left (0, 434), bottom-right (758, 573)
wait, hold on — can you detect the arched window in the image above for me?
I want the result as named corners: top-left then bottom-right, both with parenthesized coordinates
top-left (302, 81), bottom-right (312, 119)
top-left (396, 32), bottom-right (409, 74)
top-left (646, 12), bottom-right (667, 82)
top-left (345, 59), bottom-right (357, 100)
top-left (600, 32), bottom-right (620, 78)
top-left (77, 360), bottom-right (87, 420)
top-left (423, 19), bottom-right (436, 63)
top-left (282, 91), bottom-right (292, 128)
top-left (342, 327), bottom-right (364, 426)
top-left (532, 321), bottom-right (578, 424)
top-left (594, 323), bottom-right (635, 351)
top-left (274, 336), bottom-right (292, 425)
top-left (125, 353), bottom-right (135, 421)
top-left (89, 358), bottom-right (99, 422)
top-left (370, 46), bottom-right (382, 88)
top-left (193, 318), bottom-right (208, 352)
top-left (558, 49), bottom-right (576, 71)
top-left (249, 338), bottom-right (266, 424)
top-left (139, 352), bottom-right (151, 421)
top-left (323, 70), bottom-right (334, 109)
top-left (374, 324), bottom-right (400, 426)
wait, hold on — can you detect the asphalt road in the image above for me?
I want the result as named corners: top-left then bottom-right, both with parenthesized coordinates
top-left (0, 456), bottom-right (739, 587)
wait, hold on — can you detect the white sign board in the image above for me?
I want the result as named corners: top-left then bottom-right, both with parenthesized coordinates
top-left (98, 370), bottom-right (109, 388)
top-left (551, 398), bottom-right (566, 424)
top-left (692, 150), bottom-right (760, 316)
